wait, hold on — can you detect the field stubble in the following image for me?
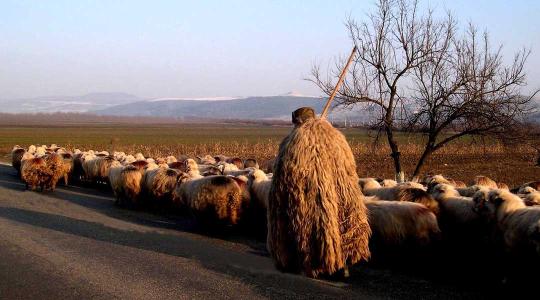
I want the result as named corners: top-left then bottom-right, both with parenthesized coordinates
top-left (0, 123), bottom-right (537, 186)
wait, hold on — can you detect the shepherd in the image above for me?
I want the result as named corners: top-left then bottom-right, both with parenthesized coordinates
top-left (267, 46), bottom-right (371, 278)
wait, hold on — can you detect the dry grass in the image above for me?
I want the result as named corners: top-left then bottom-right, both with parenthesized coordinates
top-left (0, 124), bottom-right (537, 187)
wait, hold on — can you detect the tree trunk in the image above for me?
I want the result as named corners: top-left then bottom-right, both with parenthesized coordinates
top-left (385, 126), bottom-right (403, 182)
top-left (413, 144), bottom-right (435, 177)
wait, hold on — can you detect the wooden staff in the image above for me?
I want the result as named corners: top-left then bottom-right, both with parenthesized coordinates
top-left (320, 45), bottom-right (357, 119)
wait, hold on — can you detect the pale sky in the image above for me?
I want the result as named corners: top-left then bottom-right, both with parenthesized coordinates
top-left (1, 0), bottom-right (539, 99)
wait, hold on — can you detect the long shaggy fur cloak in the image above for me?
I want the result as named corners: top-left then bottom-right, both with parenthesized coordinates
top-left (267, 117), bottom-right (371, 277)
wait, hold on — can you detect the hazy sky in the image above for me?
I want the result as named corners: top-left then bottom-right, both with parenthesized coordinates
top-left (1, 0), bottom-right (539, 99)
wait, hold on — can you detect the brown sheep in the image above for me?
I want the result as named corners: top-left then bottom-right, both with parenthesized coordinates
top-left (130, 160), bottom-right (149, 171)
top-left (11, 147), bottom-right (26, 175)
top-left (168, 161), bottom-right (185, 170)
top-left (60, 153), bottom-right (73, 185)
top-left (214, 155), bottom-right (229, 163)
top-left (20, 152), bottom-right (50, 191)
top-left (172, 174), bottom-right (245, 227)
top-left (142, 167), bottom-right (181, 206)
top-left (43, 153), bottom-right (64, 191)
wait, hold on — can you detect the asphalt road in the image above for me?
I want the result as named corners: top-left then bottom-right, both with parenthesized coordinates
top-left (0, 163), bottom-right (497, 299)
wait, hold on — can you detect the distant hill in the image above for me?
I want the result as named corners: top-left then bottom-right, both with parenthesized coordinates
top-left (0, 92), bottom-right (371, 123)
top-left (93, 96), bottom-right (332, 120)
top-left (0, 93), bottom-right (142, 113)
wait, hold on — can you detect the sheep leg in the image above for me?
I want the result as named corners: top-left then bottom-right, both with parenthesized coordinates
top-left (64, 174), bottom-right (68, 186)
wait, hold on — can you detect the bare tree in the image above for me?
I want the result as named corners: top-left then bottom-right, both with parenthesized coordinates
top-left (309, 0), bottom-right (537, 179)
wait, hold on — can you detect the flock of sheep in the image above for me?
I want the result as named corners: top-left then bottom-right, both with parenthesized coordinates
top-left (9, 143), bottom-right (540, 282)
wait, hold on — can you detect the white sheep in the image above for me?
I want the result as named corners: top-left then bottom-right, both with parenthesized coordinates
top-left (364, 198), bottom-right (441, 252)
top-left (431, 184), bottom-right (486, 237)
top-left (248, 169), bottom-right (271, 210)
top-left (184, 159), bottom-right (204, 179)
top-left (481, 189), bottom-right (540, 260)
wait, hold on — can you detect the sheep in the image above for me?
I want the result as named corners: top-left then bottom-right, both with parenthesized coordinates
top-left (364, 198), bottom-right (440, 258)
top-left (113, 151), bottom-right (126, 161)
top-left (247, 169), bottom-right (271, 210)
top-left (358, 178), bottom-right (381, 191)
top-left (122, 155), bottom-right (136, 165)
top-left (108, 163), bottom-right (125, 203)
top-left (381, 179), bottom-right (398, 187)
top-left (216, 161), bottom-right (240, 176)
top-left (184, 159), bottom-right (203, 179)
top-left (35, 146), bottom-right (46, 157)
top-left (244, 158), bottom-right (259, 169)
top-left (172, 174), bottom-right (246, 227)
top-left (219, 167), bottom-right (253, 177)
top-left (498, 182), bottom-right (510, 191)
top-left (453, 180), bottom-right (467, 188)
top-left (398, 181), bottom-right (426, 190)
top-left (134, 153), bottom-right (145, 161)
top-left (473, 175), bottom-right (498, 189)
top-left (130, 160), bottom-right (149, 171)
top-left (514, 181), bottom-right (540, 194)
top-left (142, 167), bottom-right (181, 206)
top-left (42, 153), bottom-right (64, 191)
top-left (226, 157), bottom-right (244, 169)
top-left (20, 152), bottom-right (50, 191)
top-left (83, 156), bottom-right (118, 184)
top-left (264, 157), bottom-right (276, 173)
top-left (110, 164), bottom-right (144, 206)
top-left (11, 146), bottom-right (26, 175)
top-left (213, 155), bottom-right (229, 163)
top-left (197, 155), bottom-right (216, 165)
top-left (28, 145), bottom-right (37, 154)
top-left (202, 166), bottom-right (222, 176)
top-left (145, 161), bottom-right (160, 171)
top-left (456, 185), bottom-right (482, 197)
top-left (362, 183), bottom-right (439, 215)
top-left (60, 153), bottom-right (73, 185)
top-left (524, 191), bottom-right (540, 206)
top-left (431, 184), bottom-right (486, 238)
top-left (426, 174), bottom-right (452, 193)
top-left (168, 161), bottom-right (185, 170)
top-left (481, 189), bottom-right (540, 263)
top-left (165, 155), bottom-right (177, 164)
top-left (71, 151), bottom-right (96, 183)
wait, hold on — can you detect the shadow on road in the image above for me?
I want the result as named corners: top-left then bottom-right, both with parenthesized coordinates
top-left (0, 164), bottom-right (267, 255)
